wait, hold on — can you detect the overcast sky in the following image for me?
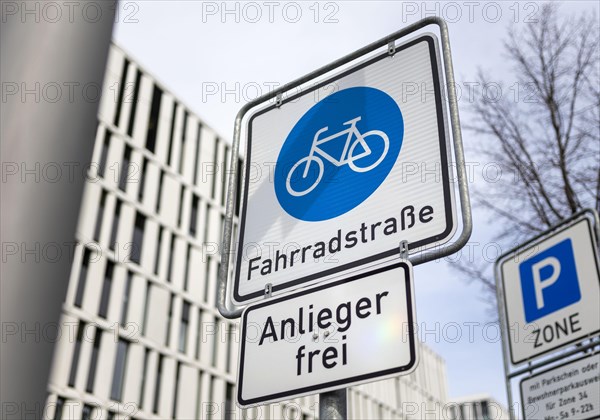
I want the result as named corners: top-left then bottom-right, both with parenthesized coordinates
top-left (113, 0), bottom-right (599, 407)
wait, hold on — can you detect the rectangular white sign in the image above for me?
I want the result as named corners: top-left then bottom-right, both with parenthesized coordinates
top-left (498, 217), bottom-right (600, 364)
top-left (232, 33), bottom-right (455, 304)
top-left (236, 261), bottom-right (417, 407)
top-left (520, 352), bottom-right (600, 420)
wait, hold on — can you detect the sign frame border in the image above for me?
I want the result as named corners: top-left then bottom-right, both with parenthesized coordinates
top-left (232, 34), bottom-right (454, 304)
top-left (236, 260), bottom-right (417, 408)
top-left (217, 17), bottom-right (472, 319)
top-left (519, 351), bottom-right (600, 420)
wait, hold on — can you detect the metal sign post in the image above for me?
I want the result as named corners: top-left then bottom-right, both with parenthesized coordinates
top-left (219, 16), bottom-right (470, 416)
top-left (495, 208), bottom-right (600, 420)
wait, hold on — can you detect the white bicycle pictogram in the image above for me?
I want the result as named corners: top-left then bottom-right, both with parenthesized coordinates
top-left (286, 116), bottom-right (390, 197)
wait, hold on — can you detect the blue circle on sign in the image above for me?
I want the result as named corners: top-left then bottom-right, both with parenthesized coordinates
top-left (274, 86), bottom-right (404, 221)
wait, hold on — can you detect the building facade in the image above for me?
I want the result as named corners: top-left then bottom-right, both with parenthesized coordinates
top-left (44, 43), bottom-right (449, 420)
top-left (447, 395), bottom-right (510, 420)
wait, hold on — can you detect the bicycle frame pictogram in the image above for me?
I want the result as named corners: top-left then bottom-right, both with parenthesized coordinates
top-left (286, 116), bottom-right (390, 197)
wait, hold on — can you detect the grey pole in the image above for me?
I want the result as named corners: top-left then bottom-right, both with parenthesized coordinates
top-left (319, 389), bottom-right (347, 420)
top-left (1, 1), bottom-right (115, 415)
top-left (495, 281), bottom-right (515, 420)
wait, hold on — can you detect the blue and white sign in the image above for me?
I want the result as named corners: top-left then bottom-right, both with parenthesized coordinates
top-left (233, 34), bottom-right (457, 305)
top-left (519, 239), bottom-right (581, 323)
top-left (499, 216), bottom-right (600, 364)
top-left (274, 87), bottom-right (404, 221)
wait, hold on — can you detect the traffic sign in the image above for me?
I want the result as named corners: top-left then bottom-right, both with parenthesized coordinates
top-left (520, 352), bottom-right (600, 420)
top-left (236, 261), bottom-right (417, 407)
top-left (497, 215), bottom-right (600, 365)
top-left (232, 33), bottom-right (458, 305)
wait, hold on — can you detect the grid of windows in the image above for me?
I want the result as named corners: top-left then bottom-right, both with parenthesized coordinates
top-left (45, 43), bottom-right (450, 420)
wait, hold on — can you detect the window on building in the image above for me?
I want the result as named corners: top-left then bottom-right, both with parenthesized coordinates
top-left (120, 271), bottom-right (132, 326)
top-left (203, 257), bottom-right (211, 304)
top-left (166, 103), bottom-right (178, 167)
top-left (204, 204), bottom-right (211, 243)
top-left (154, 227), bottom-right (163, 275)
top-left (172, 362), bottom-right (182, 419)
top-left (220, 214), bottom-right (225, 243)
top-left (113, 58), bottom-right (130, 127)
top-left (86, 328), bottom-right (102, 393)
top-left (138, 157), bottom-right (147, 201)
top-left (225, 324), bottom-right (233, 374)
top-left (195, 371), bottom-right (203, 419)
top-left (206, 375), bottom-right (214, 420)
top-left (211, 317), bottom-right (219, 368)
top-left (224, 383), bottom-right (235, 420)
top-left (193, 124), bottom-right (202, 184)
top-left (127, 69), bottom-right (142, 137)
top-left (211, 139), bottom-right (219, 199)
top-left (482, 401), bottom-right (490, 420)
top-left (145, 85), bottom-right (163, 153)
top-left (74, 249), bottom-right (91, 307)
top-left (285, 405), bottom-right (298, 420)
top-left (110, 200), bottom-right (122, 251)
top-left (153, 354), bottom-right (164, 414)
top-left (195, 308), bottom-right (203, 360)
top-left (179, 301), bottom-right (190, 353)
top-left (53, 396), bottom-right (65, 420)
top-left (81, 404), bottom-right (94, 420)
top-left (221, 145), bottom-right (229, 206)
top-left (98, 129), bottom-right (111, 178)
top-left (459, 404), bottom-right (466, 420)
top-left (177, 185), bottom-right (185, 228)
top-left (178, 111), bottom-right (188, 173)
top-left (110, 339), bottom-right (129, 401)
top-left (166, 294), bottom-right (174, 346)
top-left (183, 245), bottom-right (191, 292)
top-left (119, 145), bottom-right (132, 191)
top-left (94, 190), bottom-right (106, 242)
top-left (98, 261), bottom-right (114, 318)
top-left (156, 170), bottom-right (164, 213)
top-left (142, 281), bottom-right (150, 336)
top-left (68, 322), bottom-right (85, 387)
top-left (139, 348), bottom-right (150, 408)
top-left (167, 234), bottom-right (175, 283)
top-left (130, 212), bottom-right (145, 264)
top-left (189, 194), bottom-right (199, 237)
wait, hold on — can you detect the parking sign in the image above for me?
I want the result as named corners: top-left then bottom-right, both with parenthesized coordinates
top-left (519, 238), bottom-right (581, 323)
top-left (497, 214), bottom-right (600, 364)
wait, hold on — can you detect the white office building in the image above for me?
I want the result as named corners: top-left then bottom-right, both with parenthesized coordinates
top-left (447, 394), bottom-right (510, 420)
top-left (44, 43), bottom-right (450, 420)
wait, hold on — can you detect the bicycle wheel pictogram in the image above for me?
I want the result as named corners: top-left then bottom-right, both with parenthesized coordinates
top-left (347, 130), bottom-right (389, 173)
top-left (286, 156), bottom-right (324, 197)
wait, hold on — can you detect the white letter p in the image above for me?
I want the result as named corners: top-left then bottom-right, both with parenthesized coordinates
top-left (532, 257), bottom-right (561, 309)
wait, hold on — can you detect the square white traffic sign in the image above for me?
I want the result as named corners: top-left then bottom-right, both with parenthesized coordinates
top-left (236, 261), bottom-right (417, 407)
top-left (232, 33), bottom-right (456, 305)
top-left (498, 216), bottom-right (600, 365)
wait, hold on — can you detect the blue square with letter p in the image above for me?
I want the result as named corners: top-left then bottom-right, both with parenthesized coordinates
top-left (519, 238), bottom-right (580, 323)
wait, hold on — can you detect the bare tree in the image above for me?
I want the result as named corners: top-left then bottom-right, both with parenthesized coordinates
top-left (456, 4), bottom-right (599, 304)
